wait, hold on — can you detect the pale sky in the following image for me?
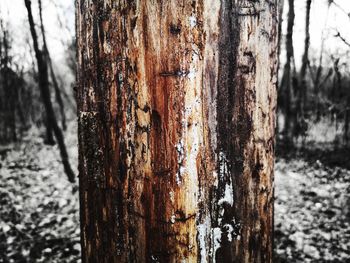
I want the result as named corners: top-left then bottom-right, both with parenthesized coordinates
top-left (1, 0), bottom-right (350, 72)
top-left (0, 0), bottom-right (74, 68)
top-left (283, 0), bottom-right (350, 71)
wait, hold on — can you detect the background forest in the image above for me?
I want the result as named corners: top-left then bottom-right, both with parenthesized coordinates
top-left (0, 0), bottom-right (349, 262)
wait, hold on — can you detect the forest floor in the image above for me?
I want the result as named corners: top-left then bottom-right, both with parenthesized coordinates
top-left (0, 126), bottom-right (350, 262)
top-left (0, 124), bottom-right (80, 263)
top-left (274, 155), bottom-right (350, 262)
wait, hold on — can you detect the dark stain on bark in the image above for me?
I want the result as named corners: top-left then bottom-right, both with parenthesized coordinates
top-left (214, 0), bottom-right (275, 261)
top-left (79, 112), bottom-right (105, 188)
top-left (169, 22), bottom-right (182, 35)
top-left (215, 0), bottom-right (242, 259)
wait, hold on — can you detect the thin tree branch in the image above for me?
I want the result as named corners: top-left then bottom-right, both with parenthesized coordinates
top-left (334, 31), bottom-right (350, 47)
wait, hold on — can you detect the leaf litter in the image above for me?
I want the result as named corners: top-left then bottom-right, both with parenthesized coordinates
top-left (1, 122), bottom-right (349, 262)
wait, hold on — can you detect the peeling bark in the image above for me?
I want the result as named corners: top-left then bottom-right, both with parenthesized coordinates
top-left (77, 0), bottom-right (277, 262)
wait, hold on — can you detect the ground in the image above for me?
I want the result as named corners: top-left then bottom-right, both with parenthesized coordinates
top-left (274, 158), bottom-right (350, 262)
top-left (0, 126), bottom-right (349, 262)
top-left (0, 125), bottom-right (80, 263)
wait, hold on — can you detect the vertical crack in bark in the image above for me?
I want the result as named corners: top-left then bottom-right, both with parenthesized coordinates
top-left (213, 0), bottom-right (241, 261)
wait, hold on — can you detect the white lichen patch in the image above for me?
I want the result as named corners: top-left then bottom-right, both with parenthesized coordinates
top-left (218, 183), bottom-right (234, 206)
top-left (103, 41), bottom-right (111, 54)
top-left (169, 191), bottom-right (175, 203)
top-left (197, 223), bottom-right (208, 263)
top-left (183, 98), bottom-right (201, 182)
top-left (223, 223), bottom-right (234, 242)
top-left (187, 49), bottom-right (200, 81)
top-left (210, 150), bottom-right (237, 260)
top-left (79, 111), bottom-right (98, 118)
top-left (175, 139), bottom-right (185, 184)
top-left (189, 16), bottom-right (197, 28)
top-left (187, 70), bottom-right (196, 81)
top-left (213, 171), bottom-right (218, 186)
top-left (217, 151), bottom-right (234, 206)
top-left (218, 151), bottom-right (228, 175)
top-left (211, 223), bottom-right (238, 262)
top-left (176, 97), bottom-right (202, 186)
top-left (212, 227), bottom-right (222, 261)
top-left (170, 214), bottom-right (176, 224)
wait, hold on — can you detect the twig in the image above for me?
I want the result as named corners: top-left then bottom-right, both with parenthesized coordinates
top-left (334, 31), bottom-right (350, 47)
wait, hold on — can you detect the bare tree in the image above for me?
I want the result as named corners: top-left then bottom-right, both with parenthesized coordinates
top-left (280, 0), bottom-right (296, 142)
top-left (292, 0), bottom-right (312, 139)
top-left (310, 2), bottom-right (331, 121)
top-left (277, 0), bottom-right (285, 72)
top-left (38, 0), bottom-right (67, 130)
top-left (0, 21), bottom-right (17, 142)
top-left (299, 0), bottom-right (312, 116)
top-left (345, 95), bottom-right (350, 144)
top-left (24, 0), bottom-right (75, 183)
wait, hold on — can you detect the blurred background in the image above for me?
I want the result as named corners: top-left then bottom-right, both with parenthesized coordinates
top-left (0, 0), bottom-right (349, 262)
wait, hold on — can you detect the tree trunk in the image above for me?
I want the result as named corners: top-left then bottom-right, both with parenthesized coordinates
top-left (77, 1), bottom-right (277, 262)
top-left (37, 0), bottom-right (55, 144)
top-left (294, 0), bottom-right (311, 138)
top-left (277, 0), bottom-right (285, 73)
top-left (276, 0), bottom-right (284, 136)
top-left (345, 95), bottom-right (350, 144)
top-left (1, 25), bottom-right (17, 142)
top-left (280, 0), bottom-right (295, 142)
top-left (299, 0), bottom-right (311, 111)
top-left (24, 0), bottom-right (75, 183)
top-left (313, 3), bottom-right (330, 121)
top-left (38, 0), bottom-right (67, 131)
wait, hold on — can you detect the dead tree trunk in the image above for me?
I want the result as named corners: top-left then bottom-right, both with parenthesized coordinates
top-left (38, 0), bottom-right (67, 130)
top-left (24, 0), bottom-right (75, 183)
top-left (276, 0), bottom-right (285, 136)
top-left (312, 3), bottom-right (330, 121)
top-left (277, 0), bottom-right (285, 73)
top-left (0, 24), bottom-right (17, 142)
top-left (280, 0), bottom-right (295, 142)
top-left (77, 1), bottom-right (277, 262)
top-left (345, 95), bottom-right (350, 144)
top-left (0, 25), bottom-right (2, 140)
top-left (36, 0), bottom-right (56, 145)
top-left (299, 0), bottom-right (311, 110)
top-left (295, 0), bottom-right (312, 138)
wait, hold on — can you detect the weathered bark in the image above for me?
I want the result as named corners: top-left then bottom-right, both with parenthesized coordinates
top-left (24, 0), bottom-right (75, 183)
top-left (38, 0), bottom-right (67, 131)
top-left (77, 1), bottom-right (277, 262)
